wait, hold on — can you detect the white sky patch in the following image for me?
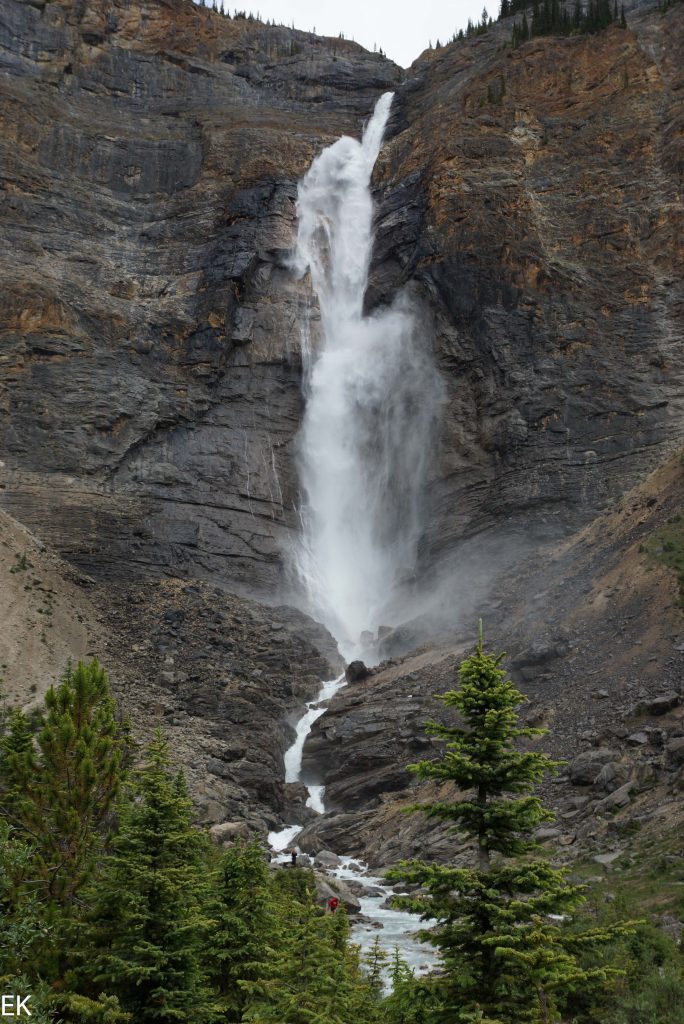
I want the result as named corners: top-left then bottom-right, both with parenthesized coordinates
top-left (215, 0), bottom-right (495, 67)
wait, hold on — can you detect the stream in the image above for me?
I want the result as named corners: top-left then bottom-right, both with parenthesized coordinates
top-left (268, 677), bottom-right (435, 981)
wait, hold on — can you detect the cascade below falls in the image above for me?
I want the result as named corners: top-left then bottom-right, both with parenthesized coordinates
top-left (270, 93), bottom-right (438, 977)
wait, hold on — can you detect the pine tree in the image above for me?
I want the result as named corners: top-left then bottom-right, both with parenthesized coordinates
top-left (242, 877), bottom-right (372, 1024)
top-left (0, 660), bottom-right (126, 906)
top-left (388, 628), bottom-right (633, 1024)
top-left (0, 707), bottom-right (38, 826)
top-left (210, 837), bottom-right (277, 1020)
top-left (86, 734), bottom-right (219, 1024)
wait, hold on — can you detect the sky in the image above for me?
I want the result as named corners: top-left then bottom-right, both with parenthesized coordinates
top-left (225, 0), bottom-right (494, 67)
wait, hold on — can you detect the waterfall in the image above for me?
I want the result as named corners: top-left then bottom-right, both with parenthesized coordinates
top-left (291, 92), bottom-right (444, 662)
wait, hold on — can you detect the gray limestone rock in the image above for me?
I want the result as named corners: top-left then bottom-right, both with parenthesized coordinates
top-left (569, 749), bottom-right (620, 786)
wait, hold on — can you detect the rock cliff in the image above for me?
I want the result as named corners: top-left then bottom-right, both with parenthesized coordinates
top-left (0, 0), bottom-right (399, 590)
top-left (1, 0), bottom-right (681, 608)
top-left (371, 0), bottom-right (683, 580)
top-left (1, 0), bottom-right (683, 865)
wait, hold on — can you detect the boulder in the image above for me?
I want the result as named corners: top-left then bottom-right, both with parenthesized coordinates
top-left (535, 828), bottom-right (562, 842)
top-left (593, 850), bottom-right (624, 868)
top-left (665, 736), bottom-right (684, 767)
top-left (511, 640), bottom-right (569, 672)
top-left (339, 878), bottom-right (386, 898)
top-left (644, 693), bottom-right (680, 716)
top-left (313, 874), bottom-right (361, 916)
top-left (594, 761), bottom-right (630, 793)
top-left (314, 849), bottom-right (342, 869)
top-left (345, 660), bottom-right (370, 683)
top-left (597, 782), bottom-right (634, 812)
top-left (209, 821), bottom-right (251, 846)
top-left (568, 748), bottom-right (619, 785)
top-left (627, 732), bottom-right (649, 747)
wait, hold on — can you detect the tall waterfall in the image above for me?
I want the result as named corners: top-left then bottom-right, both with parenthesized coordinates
top-left (292, 92), bottom-right (443, 661)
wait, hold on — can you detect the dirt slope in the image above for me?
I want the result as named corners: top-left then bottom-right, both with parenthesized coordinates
top-left (0, 508), bottom-right (101, 707)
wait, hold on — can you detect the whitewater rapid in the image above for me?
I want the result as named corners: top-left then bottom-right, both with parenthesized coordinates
top-left (268, 673), bottom-right (347, 852)
top-left (267, 688), bottom-right (435, 983)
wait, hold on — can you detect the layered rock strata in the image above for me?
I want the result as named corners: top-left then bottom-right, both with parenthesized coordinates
top-left (1, 0), bottom-right (681, 608)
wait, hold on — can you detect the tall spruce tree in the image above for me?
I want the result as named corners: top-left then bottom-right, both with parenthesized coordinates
top-left (0, 660), bottom-right (126, 905)
top-left (210, 837), bottom-right (278, 1020)
top-left (86, 733), bottom-right (219, 1024)
top-left (389, 628), bottom-right (631, 1024)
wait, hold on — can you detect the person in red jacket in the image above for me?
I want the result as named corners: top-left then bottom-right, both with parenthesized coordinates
top-left (327, 896), bottom-right (340, 914)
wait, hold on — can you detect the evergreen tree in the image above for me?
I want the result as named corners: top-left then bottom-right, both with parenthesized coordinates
top-left (242, 876), bottom-right (375, 1023)
top-left (86, 734), bottom-right (219, 1024)
top-left (0, 821), bottom-right (48, 977)
top-left (389, 628), bottom-right (632, 1024)
top-left (0, 707), bottom-right (38, 826)
top-left (210, 837), bottom-right (277, 1020)
top-left (383, 951), bottom-right (440, 1024)
top-left (0, 660), bottom-right (126, 905)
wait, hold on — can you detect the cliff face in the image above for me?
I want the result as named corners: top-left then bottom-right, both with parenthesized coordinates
top-left (0, 0), bottom-right (399, 590)
top-left (1, 0), bottom-right (683, 863)
top-left (372, 3), bottom-right (683, 571)
top-left (2, 0), bottom-right (682, 605)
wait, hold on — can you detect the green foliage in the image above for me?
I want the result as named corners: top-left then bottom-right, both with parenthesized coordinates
top-left (1, 659), bottom-right (127, 907)
top-left (210, 837), bottom-right (278, 1019)
top-left (389, 630), bottom-right (632, 1023)
top-left (642, 515), bottom-right (684, 605)
top-left (508, 0), bottom-right (626, 46)
top-left (242, 885), bottom-right (379, 1023)
top-left (84, 733), bottom-right (219, 1024)
top-left (562, 920), bottom-right (684, 1023)
top-left (0, 821), bottom-right (51, 977)
top-left (382, 952), bottom-right (441, 1023)
top-left (403, 629), bottom-right (561, 868)
top-left (2, 651), bottom-right (681, 1024)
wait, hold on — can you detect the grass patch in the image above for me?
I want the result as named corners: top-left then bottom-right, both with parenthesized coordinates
top-left (9, 552), bottom-right (31, 574)
top-left (571, 820), bottom-right (684, 918)
top-left (643, 515), bottom-right (684, 606)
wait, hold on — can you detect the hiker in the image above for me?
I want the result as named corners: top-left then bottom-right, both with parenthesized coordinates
top-left (327, 896), bottom-right (340, 914)
top-left (291, 847), bottom-right (298, 866)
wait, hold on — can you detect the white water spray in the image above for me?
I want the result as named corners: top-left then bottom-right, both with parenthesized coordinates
top-left (291, 92), bottom-right (443, 661)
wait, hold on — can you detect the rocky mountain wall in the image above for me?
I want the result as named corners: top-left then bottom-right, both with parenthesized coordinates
top-left (0, 0), bottom-right (682, 613)
top-left (0, 0), bottom-right (399, 590)
top-left (371, 0), bottom-right (683, 575)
